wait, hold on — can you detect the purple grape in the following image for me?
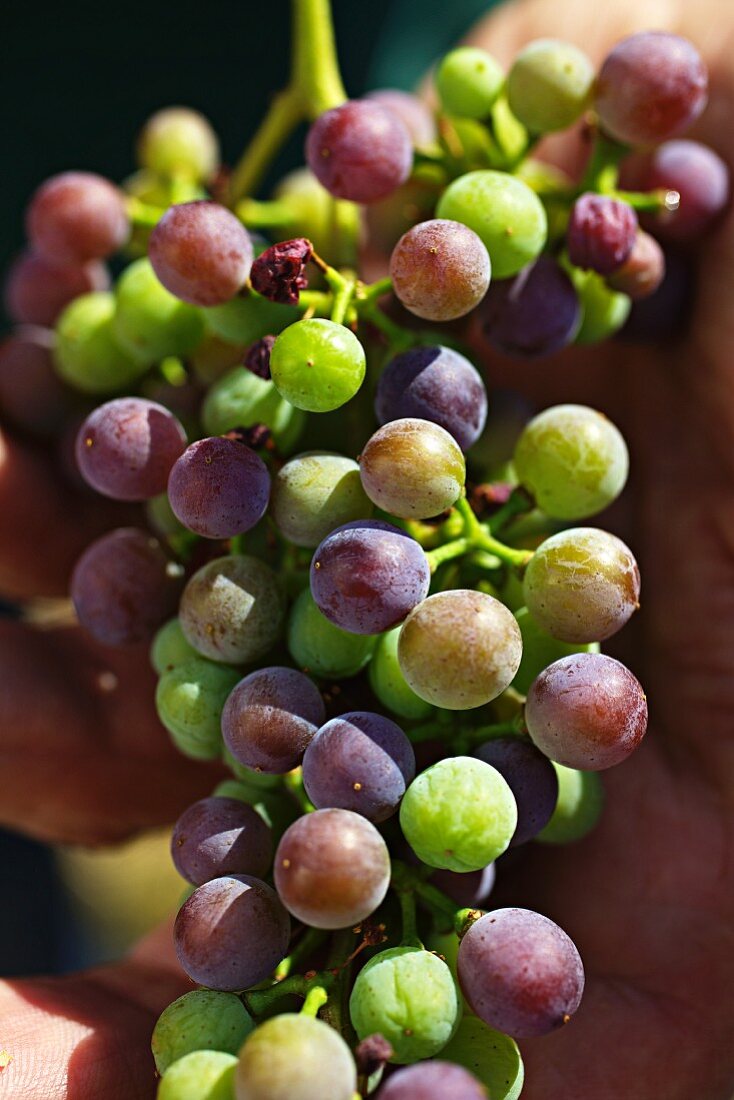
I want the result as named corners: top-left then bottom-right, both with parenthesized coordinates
top-left (310, 521), bottom-right (430, 635)
top-left (302, 710), bottom-right (416, 822)
top-left (566, 193), bottom-right (638, 276)
top-left (4, 249), bottom-right (109, 326)
top-left (481, 256), bottom-right (580, 359)
top-left (0, 330), bottom-right (71, 437)
top-left (457, 908), bottom-right (584, 1037)
top-left (171, 797), bottom-right (272, 885)
top-left (525, 652), bottom-right (648, 771)
top-left (430, 863), bottom-right (496, 908)
top-left (305, 100), bottom-right (413, 204)
top-left (274, 808), bottom-right (391, 929)
top-left (174, 874), bottom-right (290, 991)
top-left (366, 89), bottom-right (438, 148)
top-left (474, 737), bottom-right (559, 845)
top-left (389, 219), bottom-right (491, 322)
top-left (221, 666), bottom-right (325, 774)
top-left (620, 140), bottom-right (730, 243)
top-left (606, 230), bottom-right (665, 300)
top-left (75, 397), bottom-right (186, 501)
top-left (377, 1062), bottom-right (487, 1100)
top-left (621, 248), bottom-right (691, 341)
top-left (375, 345), bottom-right (487, 452)
top-left (26, 171), bottom-right (130, 263)
top-left (595, 32), bottom-right (708, 146)
top-left (71, 527), bottom-right (182, 645)
top-left (167, 436), bottom-right (270, 539)
top-left (149, 201), bottom-right (253, 306)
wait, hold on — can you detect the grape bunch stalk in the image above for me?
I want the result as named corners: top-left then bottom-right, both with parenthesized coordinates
top-left (0, 0), bottom-right (731, 1097)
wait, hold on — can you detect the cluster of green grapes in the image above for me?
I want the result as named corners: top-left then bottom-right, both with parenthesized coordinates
top-left (1, 5), bottom-right (729, 1099)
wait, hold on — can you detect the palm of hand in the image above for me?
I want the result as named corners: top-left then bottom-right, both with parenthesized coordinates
top-left (1, 0), bottom-right (734, 1097)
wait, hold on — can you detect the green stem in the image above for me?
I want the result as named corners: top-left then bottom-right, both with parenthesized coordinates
top-left (414, 879), bottom-right (460, 927)
top-left (126, 196), bottom-right (165, 229)
top-left (356, 276), bottom-right (393, 305)
top-left (330, 273), bottom-right (356, 325)
top-left (579, 132), bottom-right (628, 195)
top-left (283, 769), bottom-right (314, 813)
top-left (475, 527), bottom-right (533, 570)
top-left (485, 487), bottom-right (534, 534)
top-left (275, 927), bottom-right (327, 981)
top-left (397, 887), bottom-right (422, 948)
top-left (235, 197), bottom-right (296, 228)
top-left (300, 985), bottom-right (329, 1017)
top-left (612, 187), bottom-right (680, 214)
top-left (359, 301), bottom-right (415, 351)
top-left (291, 0), bottom-right (347, 119)
top-left (229, 89), bottom-right (302, 205)
top-left (424, 537), bottom-right (473, 575)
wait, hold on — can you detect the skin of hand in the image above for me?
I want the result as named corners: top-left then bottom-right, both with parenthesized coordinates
top-left (1, 0), bottom-right (734, 1096)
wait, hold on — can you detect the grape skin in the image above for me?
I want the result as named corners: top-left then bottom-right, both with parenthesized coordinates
top-left (349, 947), bottom-right (461, 1063)
top-left (174, 874), bottom-right (290, 992)
top-left (156, 658), bottom-right (241, 760)
top-left (523, 527), bottom-right (641, 643)
top-left (179, 555), bottom-right (285, 664)
top-left (149, 201), bottom-right (254, 307)
top-left (436, 170), bottom-right (547, 279)
top-left (389, 219), bottom-right (491, 322)
top-left (399, 756), bottom-right (517, 871)
top-left (138, 107), bottom-right (219, 184)
top-left (221, 666), bottom-right (326, 773)
top-left (375, 345), bottom-right (487, 452)
top-left (366, 89), bottom-right (437, 148)
top-left (566, 194), bottom-right (638, 276)
top-left (376, 1061), bottom-right (488, 1100)
top-left (537, 762), bottom-right (604, 844)
top-left (513, 403), bottom-right (629, 520)
top-left (481, 256), bottom-right (580, 359)
top-left (302, 710), bottom-right (415, 822)
top-left (167, 437), bottom-right (270, 539)
top-left (171, 796), bottom-right (273, 884)
top-left (271, 451), bottom-right (372, 548)
top-left (202, 364), bottom-right (305, 454)
top-left (150, 618), bottom-right (199, 674)
top-left (310, 521), bottom-right (430, 635)
top-left (71, 527), bottom-right (182, 646)
top-left (398, 590), bottom-right (522, 709)
top-left (305, 100), bottom-right (413, 204)
top-left (75, 397), bottom-right (187, 501)
top-left (436, 46), bottom-right (504, 120)
top-left (606, 231), bottom-right (666, 300)
top-left (526, 652), bottom-right (648, 770)
top-left (151, 990), bottom-right (253, 1075)
top-left (26, 171), bottom-right (129, 263)
top-left (157, 1050), bottom-right (238, 1100)
top-left (0, 330), bottom-right (71, 437)
top-left (359, 418), bottom-right (466, 520)
top-left (112, 257), bottom-right (205, 364)
top-left (439, 1014), bottom-right (524, 1100)
top-left (571, 267), bottom-right (631, 344)
top-left (235, 1014), bottom-right (357, 1100)
top-left (512, 605), bottom-right (598, 695)
top-left (274, 808), bottom-right (391, 929)
top-left (269, 318), bottom-right (366, 413)
top-left (4, 249), bottom-right (108, 327)
top-left (54, 291), bottom-right (149, 394)
top-left (287, 587), bottom-right (378, 679)
top-left (508, 39), bottom-right (594, 133)
top-left (368, 626), bottom-right (434, 720)
top-left (474, 737), bottom-right (558, 845)
top-left (595, 32), bottom-right (708, 146)
top-left (457, 908), bottom-right (584, 1037)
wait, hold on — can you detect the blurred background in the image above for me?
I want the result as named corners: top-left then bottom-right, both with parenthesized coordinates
top-left (0, 0), bottom-right (497, 977)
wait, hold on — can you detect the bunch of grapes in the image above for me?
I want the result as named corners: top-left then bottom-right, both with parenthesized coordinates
top-left (1, 4), bottom-right (729, 1097)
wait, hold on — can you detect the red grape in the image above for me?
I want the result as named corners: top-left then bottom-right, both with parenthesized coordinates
top-left (171, 796), bottom-right (273, 885)
top-left (566, 193), bottom-right (638, 275)
top-left (4, 249), bottom-right (109, 326)
top-left (167, 436), bottom-right (270, 539)
top-left (149, 201), bottom-right (253, 306)
top-left (389, 219), bottom-right (491, 321)
top-left (26, 171), bottom-right (129, 263)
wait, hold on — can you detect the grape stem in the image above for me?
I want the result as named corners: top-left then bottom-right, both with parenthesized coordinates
top-left (485, 486), bottom-right (535, 534)
top-left (300, 985), bottom-right (329, 1017)
top-left (228, 0), bottom-right (346, 203)
top-left (612, 187), bottom-right (681, 213)
top-left (396, 885), bottom-right (422, 949)
top-left (579, 131), bottom-right (628, 195)
top-left (275, 926), bottom-right (328, 981)
top-left (425, 496), bottom-right (533, 574)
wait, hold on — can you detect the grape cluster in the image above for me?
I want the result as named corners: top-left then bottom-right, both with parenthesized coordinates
top-left (2, 14), bottom-right (728, 1100)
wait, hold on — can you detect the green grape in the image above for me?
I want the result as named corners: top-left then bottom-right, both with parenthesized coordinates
top-left (156, 658), bottom-right (240, 759)
top-left (157, 1050), bottom-right (238, 1100)
top-left (368, 626), bottom-right (434, 720)
top-left (113, 258), bottom-right (205, 364)
top-left (235, 1014), bottom-right (357, 1100)
top-left (273, 167), bottom-right (347, 257)
top-left (523, 528), bottom-right (640, 643)
top-left (211, 778), bottom-right (257, 802)
top-left (436, 47), bottom-right (504, 120)
top-left (400, 756), bottom-right (517, 871)
top-left (151, 617), bottom-right (199, 674)
top-left (513, 404), bottom-right (629, 520)
top-left (441, 1015), bottom-right (525, 1100)
top-left (152, 990), bottom-right (253, 1075)
top-left (287, 587), bottom-right (377, 679)
top-left (138, 107), bottom-right (219, 183)
top-left (537, 762), bottom-right (604, 843)
top-left (212, 778), bottom-right (298, 839)
top-left (271, 451), bottom-right (372, 547)
top-left (180, 555), bottom-right (286, 664)
top-left (202, 366), bottom-right (305, 454)
top-left (205, 291), bottom-right (299, 344)
top-left (507, 39), bottom-right (594, 133)
top-left (270, 319), bottom-right (366, 413)
top-left (54, 292), bottom-right (148, 393)
top-left (349, 947), bottom-right (461, 1063)
top-left (146, 492), bottom-right (188, 538)
top-left (398, 590), bottom-right (523, 709)
top-left (512, 607), bottom-right (598, 695)
top-left (570, 268), bottom-right (631, 344)
top-left (222, 746), bottom-right (283, 790)
top-left (426, 928), bottom-right (460, 980)
top-left (436, 171), bottom-right (547, 278)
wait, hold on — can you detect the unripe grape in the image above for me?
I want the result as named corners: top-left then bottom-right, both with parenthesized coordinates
top-left (138, 107), bottom-right (219, 183)
top-left (436, 47), bottom-right (504, 119)
top-left (508, 39), bottom-right (594, 133)
top-left (359, 418), bottom-right (465, 519)
top-left (270, 318), bottom-right (366, 412)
